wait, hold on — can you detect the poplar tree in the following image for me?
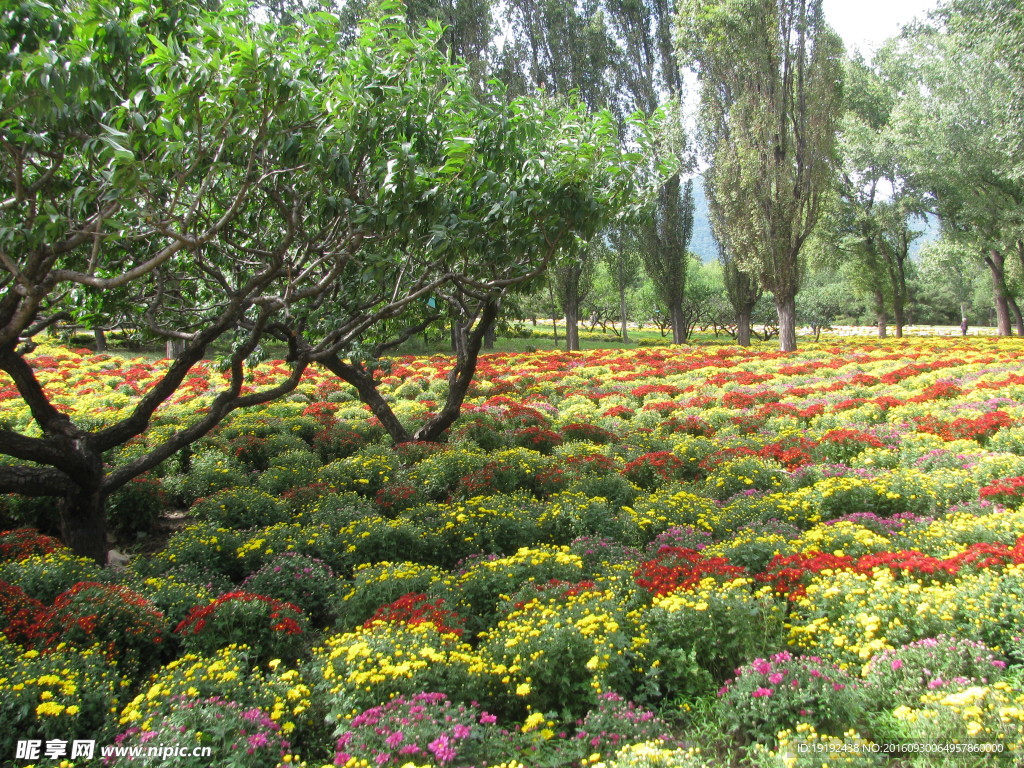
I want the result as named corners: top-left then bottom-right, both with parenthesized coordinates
top-left (678, 0), bottom-right (843, 351)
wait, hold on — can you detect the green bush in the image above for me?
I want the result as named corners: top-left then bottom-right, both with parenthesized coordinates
top-left (190, 487), bottom-right (289, 530)
top-left (169, 449), bottom-right (250, 506)
top-left (105, 476), bottom-right (168, 541)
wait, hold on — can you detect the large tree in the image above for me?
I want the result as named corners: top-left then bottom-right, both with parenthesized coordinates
top-left (678, 0), bottom-right (844, 351)
top-left (892, 1), bottom-right (1024, 335)
top-left (0, 1), bottom-right (639, 561)
top-left (828, 54), bottom-right (923, 338)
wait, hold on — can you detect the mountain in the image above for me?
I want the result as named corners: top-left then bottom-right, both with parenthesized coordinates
top-left (690, 175), bottom-right (718, 263)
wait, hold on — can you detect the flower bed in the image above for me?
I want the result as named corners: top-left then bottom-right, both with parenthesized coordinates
top-left (2, 337), bottom-right (1024, 764)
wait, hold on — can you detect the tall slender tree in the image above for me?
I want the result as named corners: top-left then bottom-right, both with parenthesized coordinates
top-left (642, 176), bottom-right (696, 343)
top-left (678, 0), bottom-right (844, 351)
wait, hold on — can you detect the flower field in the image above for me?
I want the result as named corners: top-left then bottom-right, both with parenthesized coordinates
top-left (3, 338), bottom-right (1024, 767)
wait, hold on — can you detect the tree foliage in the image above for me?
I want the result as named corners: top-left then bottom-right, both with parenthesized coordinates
top-left (0, 0), bottom-right (644, 560)
top-left (678, 0), bottom-right (844, 351)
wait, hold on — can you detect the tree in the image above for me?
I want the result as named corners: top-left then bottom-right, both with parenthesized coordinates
top-left (492, 0), bottom-right (620, 350)
top-left (891, 2), bottom-right (1024, 335)
top-left (642, 176), bottom-right (696, 343)
top-left (0, 1), bottom-right (641, 561)
top-left (605, 0), bottom-right (695, 345)
top-left (678, 0), bottom-right (844, 351)
top-left (605, 231), bottom-right (643, 341)
top-left (720, 246), bottom-right (763, 346)
top-left (829, 54), bottom-right (923, 338)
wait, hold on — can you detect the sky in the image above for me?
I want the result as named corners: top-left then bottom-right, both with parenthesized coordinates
top-left (822, 0), bottom-right (941, 55)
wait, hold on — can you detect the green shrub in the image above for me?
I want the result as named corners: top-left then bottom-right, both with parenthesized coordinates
top-left (105, 476), bottom-right (168, 541)
top-left (169, 449), bottom-right (250, 506)
top-left (190, 487), bottom-right (289, 530)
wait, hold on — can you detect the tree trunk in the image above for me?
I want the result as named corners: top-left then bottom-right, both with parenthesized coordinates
top-left (776, 294), bottom-right (797, 352)
top-left (669, 298), bottom-right (686, 344)
top-left (1010, 296), bottom-right (1024, 336)
top-left (94, 329), bottom-right (107, 352)
top-left (320, 358), bottom-right (413, 443)
top-left (165, 338), bottom-right (185, 358)
top-left (893, 304), bottom-right (904, 338)
top-left (736, 308), bottom-right (752, 347)
top-left (60, 485), bottom-right (108, 565)
top-left (985, 250), bottom-right (1012, 336)
top-left (619, 287), bottom-right (630, 343)
top-left (873, 290), bottom-right (887, 338)
top-left (483, 324), bottom-right (496, 350)
top-left (564, 299), bottom-right (580, 352)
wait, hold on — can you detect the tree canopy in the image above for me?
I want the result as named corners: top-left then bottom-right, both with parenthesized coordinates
top-left (0, 0), bottom-right (646, 561)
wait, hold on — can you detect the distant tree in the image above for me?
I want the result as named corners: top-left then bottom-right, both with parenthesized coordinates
top-left (829, 54), bottom-right (923, 338)
top-left (720, 247), bottom-right (763, 346)
top-left (605, 232), bottom-right (643, 341)
top-left (642, 177), bottom-right (696, 343)
top-left (678, 0), bottom-right (845, 351)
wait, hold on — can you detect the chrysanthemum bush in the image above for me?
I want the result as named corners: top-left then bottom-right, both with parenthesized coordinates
top-left (190, 487), bottom-right (289, 530)
top-left (0, 640), bottom-right (127, 759)
top-left (861, 635), bottom-right (1009, 710)
top-left (109, 696), bottom-right (293, 768)
top-left (717, 651), bottom-right (861, 745)
top-left (0, 549), bottom-right (104, 602)
top-left (333, 692), bottom-right (525, 768)
top-left (308, 619), bottom-right (486, 724)
top-left (479, 587), bottom-right (639, 718)
top-left (564, 692), bottom-right (675, 764)
top-left (636, 576), bottom-right (785, 699)
top-left (175, 591), bottom-right (308, 663)
top-left (241, 552), bottom-right (339, 627)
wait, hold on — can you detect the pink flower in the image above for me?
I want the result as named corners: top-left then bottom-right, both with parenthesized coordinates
top-left (452, 724), bottom-right (471, 739)
top-left (385, 732), bottom-right (404, 747)
top-left (768, 673), bottom-right (784, 684)
top-left (753, 660), bottom-right (771, 675)
top-left (428, 735), bottom-right (456, 764)
top-left (479, 712), bottom-right (497, 725)
top-left (891, 659), bottom-right (904, 671)
top-left (752, 687), bottom-right (774, 698)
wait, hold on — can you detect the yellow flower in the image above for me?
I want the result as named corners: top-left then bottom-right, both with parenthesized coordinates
top-left (516, 683), bottom-right (531, 696)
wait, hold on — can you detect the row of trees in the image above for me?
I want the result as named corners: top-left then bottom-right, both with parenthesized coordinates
top-left (511, 0), bottom-right (1022, 349)
top-left (2, 0), bottom-right (1020, 558)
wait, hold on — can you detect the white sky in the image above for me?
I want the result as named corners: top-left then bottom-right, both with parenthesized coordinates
top-left (822, 0), bottom-right (941, 55)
